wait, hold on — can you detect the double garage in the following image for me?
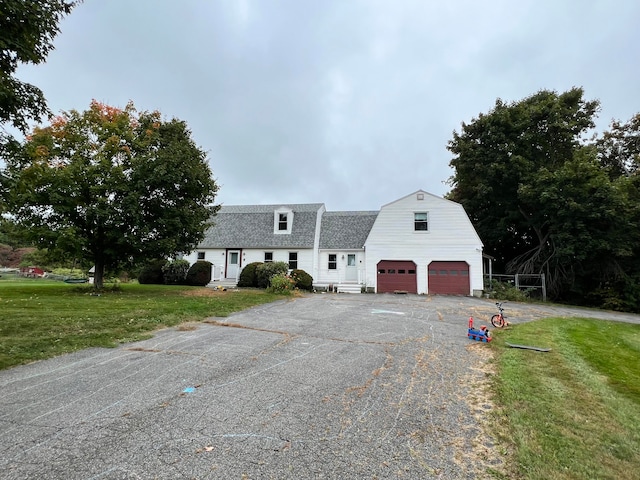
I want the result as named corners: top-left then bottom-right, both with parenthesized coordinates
top-left (377, 260), bottom-right (470, 295)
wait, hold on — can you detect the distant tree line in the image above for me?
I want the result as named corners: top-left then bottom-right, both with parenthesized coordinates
top-left (447, 88), bottom-right (640, 312)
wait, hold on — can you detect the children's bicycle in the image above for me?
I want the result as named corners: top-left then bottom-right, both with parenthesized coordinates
top-left (491, 302), bottom-right (510, 328)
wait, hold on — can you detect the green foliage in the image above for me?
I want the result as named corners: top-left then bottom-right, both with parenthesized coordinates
top-left (0, 216), bottom-right (30, 247)
top-left (597, 113), bottom-right (640, 179)
top-left (186, 261), bottom-right (212, 286)
top-left (487, 281), bottom-right (530, 302)
top-left (267, 272), bottom-right (295, 294)
top-left (256, 261), bottom-right (289, 288)
top-left (0, 100), bottom-right (219, 289)
top-left (0, 1), bottom-right (78, 132)
top-left (237, 261), bottom-right (262, 287)
top-left (162, 259), bottom-right (189, 285)
top-left (447, 88), bottom-right (640, 311)
top-left (291, 269), bottom-right (313, 291)
top-left (16, 247), bottom-right (86, 271)
top-left (49, 267), bottom-right (86, 277)
top-left (137, 259), bottom-right (165, 285)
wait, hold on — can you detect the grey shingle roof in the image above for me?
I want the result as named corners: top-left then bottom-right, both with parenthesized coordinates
top-left (199, 204), bottom-right (324, 248)
top-left (319, 211), bottom-right (379, 249)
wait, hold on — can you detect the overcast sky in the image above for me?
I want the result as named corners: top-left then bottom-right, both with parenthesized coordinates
top-left (13, 0), bottom-right (640, 211)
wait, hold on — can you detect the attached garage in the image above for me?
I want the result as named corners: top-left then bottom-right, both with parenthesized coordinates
top-left (428, 261), bottom-right (470, 295)
top-left (377, 260), bottom-right (417, 293)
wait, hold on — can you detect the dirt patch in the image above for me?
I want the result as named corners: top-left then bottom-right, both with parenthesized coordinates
top-left (457, 343), bottom-right (512, 478)
top-left (176, 323), bottom-right (199, 331)
top-left (180, 288), bottom-right (229, 297)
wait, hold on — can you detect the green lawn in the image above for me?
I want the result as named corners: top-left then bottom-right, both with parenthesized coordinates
top-left (0, 280), bottom-right (285, 369)
top-left (490, 318), bottom-right (640, 479)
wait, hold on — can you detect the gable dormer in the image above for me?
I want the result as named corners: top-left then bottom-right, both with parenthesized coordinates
top-left (274, 207), bottom-right (294, 234)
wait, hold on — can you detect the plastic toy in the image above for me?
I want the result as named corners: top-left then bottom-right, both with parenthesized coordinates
top-left (468, 317), bottom-right (492, 342)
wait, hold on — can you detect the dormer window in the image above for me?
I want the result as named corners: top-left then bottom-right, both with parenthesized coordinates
top-left (274, 207), bottom-right (293, 234)
top-left (278, 213), bottom-right (288, 231)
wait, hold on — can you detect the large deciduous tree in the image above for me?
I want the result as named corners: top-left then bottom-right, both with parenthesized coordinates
top-left (446, 88), bottom-right (638, 302)
top-left (1, 100), bottom-right (219, 288)
top-left (0, 0), bottom-right (78, 133)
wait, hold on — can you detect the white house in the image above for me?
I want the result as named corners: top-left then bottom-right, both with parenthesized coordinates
top-left (184, 190), bottom-right (485, 296)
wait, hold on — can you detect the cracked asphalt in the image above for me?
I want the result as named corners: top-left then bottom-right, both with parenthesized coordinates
top-left (1, 294), bottom-right (638, 479)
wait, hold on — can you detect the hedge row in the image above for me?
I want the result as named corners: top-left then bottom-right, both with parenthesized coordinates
top-left (138, 260), bottom-right (212, 286)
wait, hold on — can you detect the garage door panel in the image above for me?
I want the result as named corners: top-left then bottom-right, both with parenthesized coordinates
top-left (428, 261), bottom-right (469, 295)
top-left (377, 261), bottom-right (417, 293)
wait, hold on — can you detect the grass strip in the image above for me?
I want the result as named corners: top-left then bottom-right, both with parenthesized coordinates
top-left (490, 318), bottom-right (640, 479)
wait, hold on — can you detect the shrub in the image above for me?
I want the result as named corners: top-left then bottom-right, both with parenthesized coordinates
top-left (267, 272), bottom-right (295, 294)
top-left (185, 261), bottom-right (213, 286)
top-left (291, 269), bottom-right (313, 291)
top-left (256, 261), bottom-right (289, 288)
top-left (237, 262), bottom-right (262, 287)
top-left (137, 259), bottom-right (166, 284)
top-left (162, 259), bottom-right (190, 285)
top-left (487, 280), bottom-right (530, 302)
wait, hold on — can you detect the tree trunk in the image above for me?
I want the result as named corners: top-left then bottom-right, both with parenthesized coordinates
top-left (93, 256), bottom-right (105, 290)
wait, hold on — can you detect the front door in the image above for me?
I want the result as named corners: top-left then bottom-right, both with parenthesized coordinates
top-left (345, 254), bottom-right (357, 282)
top-left (227, 250), bottom-right (240, 279)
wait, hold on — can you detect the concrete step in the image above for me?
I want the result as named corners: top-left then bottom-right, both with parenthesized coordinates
top-left (337, 284), bottom-right (362, 294)
top-left (208, 279), bottom-right (238, 288)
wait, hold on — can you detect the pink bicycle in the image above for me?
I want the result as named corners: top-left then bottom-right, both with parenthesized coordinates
top-left (491, 302), bottom-right (510, 328)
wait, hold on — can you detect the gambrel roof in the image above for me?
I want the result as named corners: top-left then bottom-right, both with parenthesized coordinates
top-left (198, 204), bottom-right (380, 251)
top-left (199, 204), bottom-right (324, 248)
top-left (319, 211), bottom-right (379, 249)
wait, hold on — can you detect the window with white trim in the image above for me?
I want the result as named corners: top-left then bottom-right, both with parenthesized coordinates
top-left (197, 252), bottom-right (205, 260)
top-left (414, 212), bottom-right (428, 231)
top-left (288, 252), bottom-right (298, 269)
top-left (274, 208), bottom-right (294, 234)
top-left (328, 254), bottom-right (337, 270)
top-left (278, 213), bottom-right (288, 231)
top-left (264, 252), bottom-right (273, 263)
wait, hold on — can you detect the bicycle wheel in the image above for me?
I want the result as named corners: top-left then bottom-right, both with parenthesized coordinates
top-left (491, 314), bottom-right (504, 328)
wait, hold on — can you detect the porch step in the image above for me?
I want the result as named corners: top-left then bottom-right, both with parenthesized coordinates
top-left (337, 284), bottom-right (362, 294)
top-left (208, 279), bottom-right (238, 288)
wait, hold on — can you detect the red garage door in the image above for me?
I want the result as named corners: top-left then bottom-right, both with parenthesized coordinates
top-left (377, 261), bottom-right (417, 293)
top-left (428, 261), bottom-right (470, 295)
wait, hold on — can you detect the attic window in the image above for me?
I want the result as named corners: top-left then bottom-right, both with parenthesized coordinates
top-left (417, 193), bottom-right (424, 200)
top-left (278, 213), bottom-right (288, 231)
top-left (274, 208), bottom-right (294, 234)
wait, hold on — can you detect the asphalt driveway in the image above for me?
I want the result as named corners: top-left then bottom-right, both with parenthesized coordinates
top-left (1, 294), bottom-right (637, 479)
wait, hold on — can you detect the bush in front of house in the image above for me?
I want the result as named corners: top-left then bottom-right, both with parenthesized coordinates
top-left (267, 272), bottom-right (296, 294)
top-left (238, 261), bottom-right (261, 287)
top-left (137, 259), bottom-right (166, 284)
top-left (256, 261), bottom-right (289, 288)
top-left (237, 262), bottom-right (262, 287)
top-left (291, 269), bottom-right (313, 291)
top-left (162, 259), bottom-right (190, 285)
top-left (185, 261), bottom-right (213, 286)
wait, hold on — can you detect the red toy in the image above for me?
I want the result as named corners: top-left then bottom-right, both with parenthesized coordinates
top-left (468, 317), bottom-right (492, 342)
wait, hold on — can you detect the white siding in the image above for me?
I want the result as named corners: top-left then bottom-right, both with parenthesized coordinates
top-left (187, 248), bottom-right (316, 278)
top-left (364, 191), bottom-right (483, 295)
top-left (316, 250), bottom-right (365, 285)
